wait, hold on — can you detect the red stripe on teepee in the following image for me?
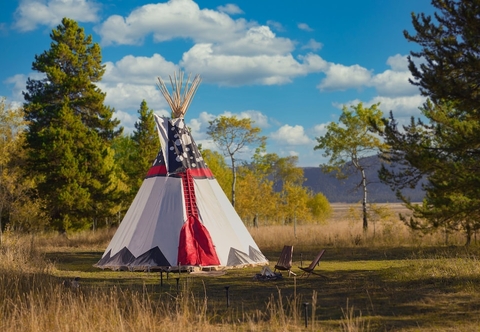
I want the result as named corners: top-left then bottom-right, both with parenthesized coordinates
top-left (188, 168), bottom-right (213, 178)
top-left (146, 165), bottom-right (167, 177)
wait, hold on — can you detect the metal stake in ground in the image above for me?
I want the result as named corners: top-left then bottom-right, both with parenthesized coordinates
top-left (225, 286), bottom-right (230, 308)
top-left (303, 302), bottom-right (309, 327)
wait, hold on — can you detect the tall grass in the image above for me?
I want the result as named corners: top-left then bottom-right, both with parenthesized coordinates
top-left (1, 203), bottom-right (478, 331)
top-left (249, 216), bottom-right (466, 252)
top-left (0, 230), bottom-right (325, 331)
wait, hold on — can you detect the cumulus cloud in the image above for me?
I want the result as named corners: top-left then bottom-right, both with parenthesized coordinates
top-left (4, 74), bottom-right (29, 101)
top-left (338, 94), bottom-right (425, 121)
top-left (368, 54), bottom-right (419, 97)
top-left (297, 23), bottom-right (313, 32)
top-left (113, 109), bottom-right (137, 134)
top-left (95, 0), bottom-right (250, 46)
top-left (386, 53), bottom-right (409, 71)
top-left (371, 70), bottom-right (419, 97)
top-left (366, 95), bottom-right (426, 118)
top-left (14, 0), bottom-right (100, 32)
top-left (187, 111), bottom-right (216, 141)
top-left (212, 26), bottom-right (294, 56)
top-left (182, 44), bottom-right (327, 86)
top-left (317, 54), bottom-right (420, 100)
top-left (218, 110), bottom-right (270, 128)
top-left (93, 0), bottom-right (331, 88)
top-left (217, 4), bottom-right (243, 15)
top-left (267, 20), bottom-right (284, 32)
top-left (312, 123), bottom-right (329, 137)
top-left (96, 53), bottom-right (184, 112)
top-left (98, 82), bottom-right (164, 112)
top-left (318, 63), bottom-right (372, 91)
top-left (270, 124), bottom-right (312, 145)
top-left (302, 38), bottom-right (323, 51)
top-left (102, 54), bottom-right (178, 85)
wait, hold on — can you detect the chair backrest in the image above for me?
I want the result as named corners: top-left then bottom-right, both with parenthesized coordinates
top-left (307, 249), bottom-right (325, 269)
top-left (276, 245), bottom-right (293, 268)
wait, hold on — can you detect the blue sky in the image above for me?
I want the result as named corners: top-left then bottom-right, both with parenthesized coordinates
top-left (0, 0), bottom-right (434, 167)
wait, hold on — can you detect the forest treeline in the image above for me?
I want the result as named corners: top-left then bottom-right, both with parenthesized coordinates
top-left (1, 0), bottom-right (480, 245)
top-left (0, 20), bottom-right (331, 235)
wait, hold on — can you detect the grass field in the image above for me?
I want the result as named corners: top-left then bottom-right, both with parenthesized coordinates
top-left (2, 203), bottom-right (480, 331)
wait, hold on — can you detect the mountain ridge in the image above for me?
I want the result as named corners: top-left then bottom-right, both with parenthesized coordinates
top-left (301, 156), bottom-right (424, 203)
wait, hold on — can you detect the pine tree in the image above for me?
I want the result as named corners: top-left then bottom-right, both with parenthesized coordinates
top-left (378, 0), bottom-right (480, 244)
top-left (23, 18), bottom-right (122, 231)
top-left (131, 100), bottom-right (159, 190)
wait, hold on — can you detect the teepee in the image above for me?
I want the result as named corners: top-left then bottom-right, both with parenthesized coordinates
top-left (95, 72), bottom-right (268, 271)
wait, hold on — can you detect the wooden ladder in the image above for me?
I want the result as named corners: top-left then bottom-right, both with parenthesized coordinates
top-left (181, 170), bottom-right (198, 219)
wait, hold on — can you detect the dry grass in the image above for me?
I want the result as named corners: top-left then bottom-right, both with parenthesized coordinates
top-left (250, 203), bottom-right (467, 252)
top-left (2, 203), bottom-right (480, 331)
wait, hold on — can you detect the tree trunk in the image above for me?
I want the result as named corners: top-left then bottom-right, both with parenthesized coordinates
top-left (361, 167), bottom-right (368, 232)
top-left (231, 156), bottom-right (236, 208)
top-left (465, 222), bottom-right (471, 246)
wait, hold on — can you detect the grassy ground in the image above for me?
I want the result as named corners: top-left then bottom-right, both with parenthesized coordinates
top-left (2, 203), bottom-right (480, 331)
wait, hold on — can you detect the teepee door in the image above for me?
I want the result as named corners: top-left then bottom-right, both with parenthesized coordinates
top-left (177, 170), bottom-right (220, 266)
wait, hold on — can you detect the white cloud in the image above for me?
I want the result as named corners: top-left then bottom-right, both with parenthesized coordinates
top-left (317, 54), bottom-right (421, 98)
top-left (340, 95), bottom-right (425, 119)
top-left (369, 54), bottom-right (419, 97)
top-left (97, 53), bottom-right (183, 112)
top-left (212, 26), bottom-right (294, 56)
top-left (187, 111), bottom-right (216, 140)
top-left (4, 74), bottom-right (28, 101)
top-left (318, 63), bottom-right (372, 91)
top-left (386, 54), bottom-right (409, 71)
top-left (95, 0), bottom-right (250, 46)
top-left (270, 124), bottom-right (312, 145)
top-left (217, 4), bottom-right (243, 15)
top-left (302, 38), bottom-right (323, 51)
top-left (366, 95), bottom-right (425, 118)
top-left (312, 123), bottom-right (329, 137)
top-left (113, 109), bottom-right (137, 134)
top-left (97, 82), bottom-right (164, 112)
top-left (102, 54), bottom-right (178, 85)
top-left (267, 20), bottom-right (284, 32)
top-left (218, 110), bottom-right (270, 128)
top-left (14, 0), bottom-right (100, 32)
top-left (94, 0), bottom-right (328, 87)
top-left (371, 70), bottom-right (419, 97)
top-left (182, 44), bottom-right (327, 86)
top-left (298, 23), bottom-right (313, 32)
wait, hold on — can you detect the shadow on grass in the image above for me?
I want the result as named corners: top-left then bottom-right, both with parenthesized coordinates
top-left (43, 246), bottom-right (480, 330)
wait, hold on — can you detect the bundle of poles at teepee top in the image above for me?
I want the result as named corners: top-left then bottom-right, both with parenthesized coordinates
top-left (157, 71), bottom-right (201, 119)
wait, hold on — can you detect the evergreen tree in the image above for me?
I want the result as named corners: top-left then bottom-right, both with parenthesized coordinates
top-left (131, 100), bottom-right (159, 191)
top-left (23, 18), bottom-right (122, 231)
top-left (378, 0), bottom-right (480, 244)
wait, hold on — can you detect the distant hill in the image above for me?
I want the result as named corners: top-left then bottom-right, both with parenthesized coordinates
top-left (302, 155), bottom-right (424, 203)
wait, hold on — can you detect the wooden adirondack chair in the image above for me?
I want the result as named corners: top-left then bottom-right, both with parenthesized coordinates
top-left (298, 249), bottom-right (326, 278)
top-left (274, 245), bottom-right (296, 276)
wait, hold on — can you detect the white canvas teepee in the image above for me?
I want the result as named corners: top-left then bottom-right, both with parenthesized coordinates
top-left (95, 72), bottom-right (268, 271)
